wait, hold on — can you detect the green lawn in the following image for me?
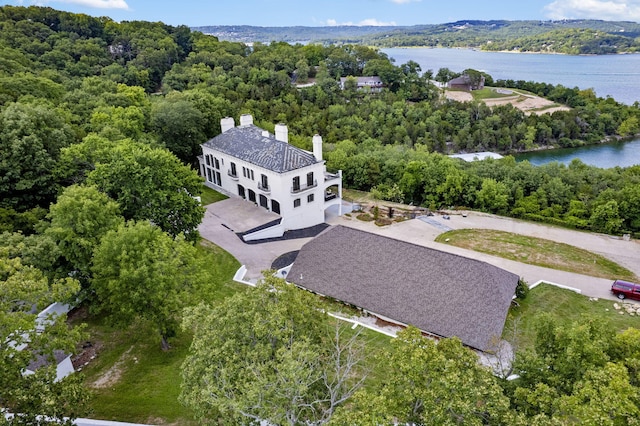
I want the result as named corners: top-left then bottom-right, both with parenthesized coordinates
top-left (505, 283), bottom-right (640, 350)
top-left (77, 239), bottom-right (243, 424)
top-left (436, 229), bottom-right (637, 281)
top-left (200, 184), bottom-right (228, 205)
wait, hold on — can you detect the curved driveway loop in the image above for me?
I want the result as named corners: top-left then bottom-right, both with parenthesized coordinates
top-left (199, 199), bottom-right (640, 301)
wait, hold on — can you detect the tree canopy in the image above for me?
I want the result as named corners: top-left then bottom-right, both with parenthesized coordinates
top-left (180, 276), bottom-right (367, 425)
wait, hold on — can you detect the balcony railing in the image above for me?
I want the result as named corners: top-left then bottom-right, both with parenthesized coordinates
top-left (324, 192), bottom-right (338, 202)
top-left (258, 182), bottom-right (270, 194)
top-left (324, 172), bottom-right (340, 182)
top-left (227, 170), bottom-right (239, 180)
top-left (291, 180), bottom-right (317, 194)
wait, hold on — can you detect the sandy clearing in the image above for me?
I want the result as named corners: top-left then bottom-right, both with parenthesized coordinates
top-left (444, 89), bottom-right (571, 115)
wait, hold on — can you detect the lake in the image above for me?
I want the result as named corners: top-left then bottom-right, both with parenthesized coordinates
top-left (381, 48), bottom-right (640, 105)
top-left (381, 48), bottom-right (640, 167)
top-left (514, 138), bottom-right (640, 168)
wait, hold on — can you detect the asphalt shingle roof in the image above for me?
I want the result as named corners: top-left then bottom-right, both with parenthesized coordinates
top-left (287, 225), bottom-right (519, 351)
top-left (202, 125), bottom-right (318, 173)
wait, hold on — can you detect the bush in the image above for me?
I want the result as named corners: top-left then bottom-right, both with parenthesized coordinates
top-left (515, 278), bottom-right (529, 300)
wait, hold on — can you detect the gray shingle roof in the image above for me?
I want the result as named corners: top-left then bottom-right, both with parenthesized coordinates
top-left (287, 225), bottom-right (518, 351)
top-left (202, 125), bottom-right (318, 173)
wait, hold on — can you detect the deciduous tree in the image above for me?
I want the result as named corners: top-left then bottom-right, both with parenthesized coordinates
top-left (91, 221), bottom-right (206, 350)
top-left (86, 141), bottom-right (204, 239)
top-left (180, 276), bottom-right (367, 425)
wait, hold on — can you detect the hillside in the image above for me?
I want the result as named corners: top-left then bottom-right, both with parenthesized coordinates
top-left (196, 19), bottom-right (640, 54)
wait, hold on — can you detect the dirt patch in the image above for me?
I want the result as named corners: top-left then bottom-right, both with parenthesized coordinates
top-left (72, 340), bottom-right (103, 370)
top-left (483, 92), bottom-right (570, 115)
top-left (444, 90), bottom-right (473, 102)
top-left (443, 88), bottom-right (570, 115)
top-left (91, 347), bottom-right (134, 388)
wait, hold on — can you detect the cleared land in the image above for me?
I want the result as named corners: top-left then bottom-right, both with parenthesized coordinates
top-left (444, 87), bottom-right (570, 115)
top-left (435, 229), bottom-right (637, 281)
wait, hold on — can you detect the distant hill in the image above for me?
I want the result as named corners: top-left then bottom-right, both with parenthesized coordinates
top-left (194, 20), bottom-right (640, 54)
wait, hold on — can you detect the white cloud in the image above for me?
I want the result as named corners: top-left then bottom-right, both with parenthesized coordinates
top-left (544, 0), bottom-right (640, 21)
top-left (323, 18), bottom-right (396, 26)
top-left (27, 0), bottom-right (129, 10)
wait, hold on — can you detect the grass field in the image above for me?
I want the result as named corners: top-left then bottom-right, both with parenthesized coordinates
top-left (505, 283), bottom-right (640, 350)
top-left (435, 229), bottom-right (637, 281)
top-left (200, 184), bottom-right (228, 205)
top-left (76, 239), bottom-right (242, 423)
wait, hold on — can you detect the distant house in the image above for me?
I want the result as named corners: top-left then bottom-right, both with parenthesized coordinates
top-left (448, 74), bottom-right (485, 91)
top-left (17, 302), bottom-right (75, 382)
top-left (339, 76), bottom-right (384, 92)
top-left (287, 225), bottom-right (519, 351)
top-left (199, 114), bottom-right (343, 241)
top-left (24, 350), bottom-right (74, 382)
top-left (449, 152), bottom-right (504, 162)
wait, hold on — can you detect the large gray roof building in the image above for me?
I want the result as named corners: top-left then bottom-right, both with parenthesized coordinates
top-left (202, 124), bottom-right (318, 173)
top-left (287, 225), bottom-right (519, 351)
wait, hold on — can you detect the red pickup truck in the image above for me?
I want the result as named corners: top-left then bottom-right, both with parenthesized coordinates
top-left (611, 280), bottom-right (640, 301)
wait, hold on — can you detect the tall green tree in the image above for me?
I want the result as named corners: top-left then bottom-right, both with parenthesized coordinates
top-left (509, 314), bottom-right (640, 424)
top-left (91, 221), bottom-right (206, 350)
top-left (45, 185), bottom-right (123, 282)
top-left (0, 102), bottom-right (76, 210)
top-left (180, 276), bottom-right (367, 425)
top-left (86, 141), bottom-right (205, 240)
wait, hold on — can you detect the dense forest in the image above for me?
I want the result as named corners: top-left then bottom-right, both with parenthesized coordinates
top-left (202, 19), bottom-right (640, 54)
top-left (2, 6), bottom-right (640, 425)
top-left (1, 6), bottom-right (640, 238)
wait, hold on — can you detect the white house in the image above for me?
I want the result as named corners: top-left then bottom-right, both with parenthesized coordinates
top-left (339, 76), bottom-right (383, 92)
top-left (199, 114), bottom-right (343, 241)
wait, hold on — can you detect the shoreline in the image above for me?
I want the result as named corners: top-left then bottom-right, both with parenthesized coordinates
top-left (385, 45), bottom-right (640, 57)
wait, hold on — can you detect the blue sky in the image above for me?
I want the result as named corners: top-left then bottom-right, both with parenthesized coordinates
top-left (4, 0), bottom-right (640, 26)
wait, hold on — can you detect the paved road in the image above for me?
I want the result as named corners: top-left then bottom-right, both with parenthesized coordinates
top-left (199, 199), bottom-right (640, 302)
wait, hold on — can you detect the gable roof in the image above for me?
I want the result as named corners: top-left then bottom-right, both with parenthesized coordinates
top-left (287, 225), bottom-right (518, 351)
top-left (202, 124), bottom-right (318, 173)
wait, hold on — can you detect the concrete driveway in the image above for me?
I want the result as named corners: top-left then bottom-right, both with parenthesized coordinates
top-left (199, 198), bottom-right (640, 301)
top-left (198, 199), bottom-right (312, 281)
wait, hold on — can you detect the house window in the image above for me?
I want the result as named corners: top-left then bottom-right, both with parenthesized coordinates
top-left (205, 155), bottom-right (210, 166)
top-left (271, 200), bottom-right (281, 214)
top-left (260, 174), bottom-right (268, 190)
top-left (250, 170), bottom-right (254, 180)
top-left (294, 198), bottom-right (301, 208)
top-left (248, 189), bottom-right (256, 203)
top-left (215, 171), bottom-right (221, 186)
top-left (307, 194), bottom-right (314, 203)
top-left (231, 162), bottom-right (237, 177)
top-left (307, 172), bottom-right (314, 187)
top-left (259, 194), bottom-right (268, 209)
top-left (214, 158), bottom-right (220, 170)
top-left (206, 168), bottom-right (212, 182)
top-left (292, 176), bottom-right (300, 192)
top-left (242, 167), bottom-right (247, 178)
top-left (238, 185), bottom-right (246, 199)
